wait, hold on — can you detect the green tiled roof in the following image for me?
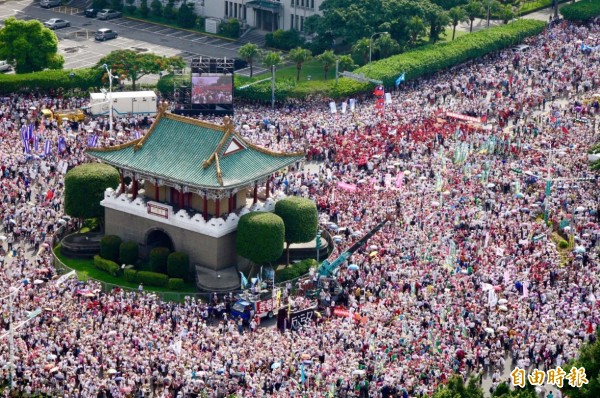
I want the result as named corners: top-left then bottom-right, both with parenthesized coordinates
top-left (87, 113), bottom-right (303, 189)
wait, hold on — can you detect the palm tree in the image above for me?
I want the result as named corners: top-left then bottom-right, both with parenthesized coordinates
top-left (238, 43), bottom-right (260, 78)
top-left (316, 50), bottom-right (336, 80)
top-left (351, 38), bottom-right (371, 66)
top-left (406, 16), bottom-right (426, 45)
top-left (464, 0), bottom-right (484, 33)
top-left (287, 47), bottom-right (312, 82)
top-left (448, 6), bottom-right (468, 41)
top-left (262, 51), bottom-right (282, 69)
top-left (373, 34), bottom-right (400, 59)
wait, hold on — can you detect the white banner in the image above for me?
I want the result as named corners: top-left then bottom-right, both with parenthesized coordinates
top-left (385, 93), bottom-right (392, 104)
top-left (329, 102), bottom-right (337, 114)
top-left (56, 270), bottom-right (76, 287)
top-left (349, 99), bottom-right (356, 111)
top-left (341, 102), bottom-right (347, 114)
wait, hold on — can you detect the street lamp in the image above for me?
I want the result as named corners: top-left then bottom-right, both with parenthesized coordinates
top-left (103, 63), bottom-right (115, 135)
top-left (369, 31), bottom-right (388, 64)
top-left (271, 64), bottom-right (275, 109)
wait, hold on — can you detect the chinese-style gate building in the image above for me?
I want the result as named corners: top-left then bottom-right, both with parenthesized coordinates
top-left (87, 105), bottom-right (303, 291)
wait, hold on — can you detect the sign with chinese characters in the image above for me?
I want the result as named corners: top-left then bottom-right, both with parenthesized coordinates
top-left (147, 202), bottom-right (170, 219)
top-left (256, 299), bottom-right (275, 315)
top-left (277, 307), bottom-right (316, 331)
top-left (511, 366), bottom-right (588, 388)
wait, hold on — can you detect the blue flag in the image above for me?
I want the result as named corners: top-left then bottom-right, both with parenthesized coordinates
top-left (87, 135), bottom-right (98, 148)
top-left (300, 363), bottom-right (306, 384)
top-left (34, 135), bottom-right (39, 151)
top-left (22, 138), bottom-right (30, 153)
top-left (395, 73), bottom-right (405, 88)
top-left (239, 272), bottom-right (249, 289)
top-left (20, 125), bottom-right (27, 141)
top-left (134, 131), bottom-right (141, 140)
top-left (44, 140), bottom-right (52, 156)
top-left (27, 124), bottom-right (34, 141)
top-left (58, 137), bottom-right (66, 153)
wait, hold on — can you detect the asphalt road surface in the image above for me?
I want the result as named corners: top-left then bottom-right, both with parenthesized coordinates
top-left (0, 0), bottom-right (241, 69)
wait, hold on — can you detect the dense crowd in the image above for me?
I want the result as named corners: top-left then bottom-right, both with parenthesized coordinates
top-left (1, 18), bottom-right (600, 398)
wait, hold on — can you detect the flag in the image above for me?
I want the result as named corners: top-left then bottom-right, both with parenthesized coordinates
top-left (329, 101), bottom-right (337, 114)
top-left (373, 85), bottom-right (384, 96)
top-left (300, 363), bottom-right (306, 384)
top-left (171, 339), bottom-right (182, 356)
top-left (258, 266), bottom-right (263, 283)
top-left (55, 270), bottom-right (76, 287)
top-left (239, 272), bottom-right (249, 289)
top-left (58, 137), bottom-right (66, 153)
top-left (87, 135), bottom-right (98, 148)
top-left (22, 137), bottom-right (30, 153)
top-left (394, 73), bottom-right (405, 88)
top-left (134, 131), bottom-right (141, 140)
top-left (44, 140), bottom-right (52, 156)
top-left (561, 126), bottom-right (569, 134)
top-left (349, 99), bottom-right (356, 111)
top-left (34, 135), bottom-right (39, 151)
top-left (20, 125), bottom-right (27, 141)
top-left (27, 124), bottom-right (34, 141)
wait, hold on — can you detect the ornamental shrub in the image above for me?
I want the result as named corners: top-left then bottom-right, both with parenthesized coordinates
top-left (136, 271), bottom-right (169, 287)
top-left (560, 0), bottom-right (600, 22)
top-left (119, 241), bottom-right (139, 265)
top-left (0, 67), bottom-right (103, 95)
top-left (100, 235), bottom-right (122, 262)
top-left (236, 212), bottom-right (285, 264)
top-left (124, 268), bottom-right (138, 282)
top-left (93, 255), bottom-right (121, 276)
top-left (275, 197), bottom-right (318, 265)
top-left (149, 247), bottom-right (170, 273)
top-left (167, 251), bottom-right (189, 279)
top-left (558, 240), bottom-right (569, 249)
top-left (275, 258), bottom-right (317, 282)
top-left (168, 278), bottom-right (184, 290)
top-left (64, 163), bottom-right (120, 220)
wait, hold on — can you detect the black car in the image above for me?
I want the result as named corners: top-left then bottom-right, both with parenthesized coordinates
top-left (84, 8), bottom-right (98, 17)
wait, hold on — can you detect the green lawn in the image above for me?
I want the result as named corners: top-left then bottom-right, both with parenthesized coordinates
top-left (240, 60), bottom-right (333, 84)
top-left (53, 245), bottom-right (198, 294)
top-left (441, 27), bottom-right (469, 43)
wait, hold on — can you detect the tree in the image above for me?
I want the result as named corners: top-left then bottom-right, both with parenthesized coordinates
top-left (351, 38), bottom-right (371, 66)
top-left (274, 197), bottom-right (318, 266)
top-left (149, 247), bottom-right (170, 273)
top-left (167, 252), bottom-right (190, 279)
top-left (316, 50), bottom-right (336, 80)
top-left (448, 6), bottom-right (468, 40)
top-left (481, 0), bottom-right (502, 27)
top-left (111, 0), bottom-right (124, 12)
top-left (337, 54), bottom-right (357, 72)
top-left (288, 47), bottom-right (312, 82)
top-left (561, 330), bottom-right (600, 398)
top-left (97, 50), bottom-right (185, 90)
top-left (163, 0), bottom-right (177, 20)
top-left (262, 51), bottom-right (282, 69)
top-left (265, 29), bottom-right (305, 51)
top-left (424, 4), bottom-right (450, 42)
top-left (150, 0), bottom-right (162, 16)
top-left (177, 1), bottom-right (197, 28)
top-left (64, 163), bottom-right (120, 224)
top-left (236, 212), bottom-right (285, 265)
top-left (139, 0), bottom-right (150, 17)
top-left (219, 18), bottom-right (241, 38)
top-left (119, 241), bottom-right (139, 265)
top-left (238, 43), bottom-right (260, 77)
top-left (498, 4), bottom-right (515, 24)
top-left (125, 0), bottom-right (136, 14)
top-left (0, 18), bottom-right (64, 74)
top-left (406, 16), bottom-right (427, 44)
top-left (464, 0), bottom-right (484, 32)
top-left (373, 34), bottom-right (401, 59)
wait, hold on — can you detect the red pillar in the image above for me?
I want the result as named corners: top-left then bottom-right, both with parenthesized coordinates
top-left (215, 197), bottom-right (220, 218)
top-left (119, 172), bottom-right (124, 194)
top-left (178, 189), bottom-right (184, 209)
top-left (265, 177), bottom-right (270, 199)
top-left (253, 183), bottom-right (258, 204)
top-left (228, 193), bottom-right (234, 213)
top-left (203, 194), bottom-right (208, 220)
top-left (154, 183), bottom-right (159, 201)
top-left (132, 178), bottom-right (138, 200)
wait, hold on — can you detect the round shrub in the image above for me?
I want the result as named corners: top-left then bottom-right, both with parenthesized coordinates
top-left (236, 212), bottom-right (285, 264)
top-left (100, 235), bottom-right (122, 262)
top-left (168, 278), bottom-right (184, 290)
top-left (124, 268), bottom-right (138, 282)
top-left (64, 163), bottom-right (120, 219)
top-left (167, 251), bottom-right (189, 279)
top-left (119, 241), bottom-right (139, 265)
top-left (558, 240), bottom-right (569, 249)
top-left (149, 247), bottom-right (170, 273)
top-left (93, 255), bottom-right (121, 276)
top-left (275, 197), bottom-right (318, 245)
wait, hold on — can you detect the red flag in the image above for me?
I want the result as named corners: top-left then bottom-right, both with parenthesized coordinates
top-left (561, 126), bottom-right (569, 134)
top-left (373, 85), bottom-right (384, 97)
top-left (481, 115), bottom-right (488, 123)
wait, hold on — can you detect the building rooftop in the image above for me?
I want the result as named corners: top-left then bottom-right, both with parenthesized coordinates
top-left (87, 107), bottom-right (304, 190)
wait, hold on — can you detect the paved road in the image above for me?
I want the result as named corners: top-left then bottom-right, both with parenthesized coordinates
top-left (0, 0), bottom-right (241, 70)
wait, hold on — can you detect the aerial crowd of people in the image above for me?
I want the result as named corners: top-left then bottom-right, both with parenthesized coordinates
top-left (0, 17), bottom-right (600, 398)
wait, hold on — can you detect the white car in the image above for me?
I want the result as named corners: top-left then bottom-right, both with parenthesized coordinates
top-left (0, 60), bottom-right (12, 73)
top-left (43, 18), bottom-right (71, 29)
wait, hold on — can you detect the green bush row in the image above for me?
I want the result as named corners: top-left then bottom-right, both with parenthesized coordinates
top-left (149, 247), bottom-right (170, 273)
top-left (167, 251), bottom-right (189, 280)
top-left (234, 79), bottom-right (296, 103)
top-left (560, 0), bottom-right (600, 22)
top-left (100, 235), bottom-right (122, 263)
top-left (349, 19), bottom-right (546, 88)
top-left (168, 278), bottom-right (184, 290)
top-left (123, 269), bottom-right (185, 289)
top-left (275, 258), bottom-right (318, 283)
top-left (119, 241), bottom-right (139, 265)
top-left (0, 67), bottom-right (103, 95)
top-left (93, 255), bottom-right (121, 277)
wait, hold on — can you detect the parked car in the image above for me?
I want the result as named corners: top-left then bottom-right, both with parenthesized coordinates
top-left (96, 9), bottom-right (122, 20)
top-left (84, 8), bottom-right (98, 17)
top-left (95, 28), bottom-right (118, 41)
top-left (40, 0), bottom-right (61, 8)
top-left (511, 45), bottom-right (531, 53)
top-left (0, 61), bottom-right (12, 73)
top-left (43, 18), bottom-right (70, 29)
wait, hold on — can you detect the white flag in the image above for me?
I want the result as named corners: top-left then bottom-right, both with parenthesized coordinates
top-left (171, 340), bottom-right (182, 356)
top-left (56, 270), bottom-right (76, 287)
top-left (349, 99), bottom-right (356, 111)
top-left (341, 102), bottom-right (347, 114)
top-left (329, 101), bottom-right (337, 114)
top-left (385, 93), bottom-right (392, 104)
top-left (488, 289), bottom-right (498, 308)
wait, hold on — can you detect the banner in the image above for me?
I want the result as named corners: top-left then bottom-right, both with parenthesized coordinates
top-left (329, 101), bottom-right (337, 114)
top-left (445, 112), bottom-right (482, 123)
top-left (341, 101), bottom-right (347, 114)
top-left (277, 307), bottom-right (316, 331)
top-left (55, 270), bottom-right (76, 286)
top-left (337, 181), bottom-right (357, 192)
top-left (385, 92), bottom-right (392, 104)
top-left (349, 99), bottom-right (356, 111)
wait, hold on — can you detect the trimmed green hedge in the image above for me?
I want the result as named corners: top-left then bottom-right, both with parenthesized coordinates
top-left (168, 278), bottom-right (185, 290)
top-left (234, 78), bottom-right (296, 103)
top-left (0, 67), bottom-right (103, 95)
top-left (275, 197), bottom-right (318, 245)
top-left (346, 19), bottom-right (546, 89)
top-left (137, 270), bottom-right (169, 287)
top-left (124, 268), bottom-right (138, 282)
top-left (560, 0), bottom-right (600, 22)
top-left (65, 163), bottom-right (120, 220)
top-left (149, 247), bottom-right (170, 273)
top-left (119, 241), bottom-right (139, 265)
top-left (93, 255), bottom-right (121, 276)
top-left (236, 212), bottom-right (285, 264)
top-left (275, 258), bottom-right (318, 283)
top-left (100, 235), bottom-right (122, 263)
top-left (167, 251), bottom-right (189, 280)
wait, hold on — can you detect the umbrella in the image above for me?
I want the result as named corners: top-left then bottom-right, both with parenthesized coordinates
top-left (61, 215), bottom-right (72, 221)
top-left (33, 279), bottom-right (44, 285)
top-left (57, 219), bottom-right (67, 225)
top-left (54, 373), bottom-right (65, 380)
top-left (369, 245), bottom-right (378, 251)
top-left (369, 251), bottom-right (378, 257)
top-left (431, 201), bottom-right (440, 207)
top-left (352, 369), bottom-right (366, 375)
top-left (270, 362), bottom-right (281, 370)
top-left (107, 369), bottom-right (118, 375)
top-left (575, 206), bottom-right (585, 212)
top-left (0, 235), bottom-right (6, 241)
top-left (499, 305), bottom-right (508, 312)
top-left (497, 326), bottom-right (508, 332)
top-left (52, 317), bottom-right (60, 322)
top-left (498, 299), bottom-right (508, 305)
top-left (574, 246), bottom-right (586, 253)
top-left (84, 293), bottom-right (95, 298)
top-left (486, 183), bottom-right (495, 188)
top-left (348, 264), bottom-right (360, 271)
top-left (50, 367), bottom-right (59, 373)
top-left (484, 327), bottom-right (494, 334)
top-left (515, 193), bottom-right (524, 199)
top-left (403, 170), bottom-right (410, 176)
